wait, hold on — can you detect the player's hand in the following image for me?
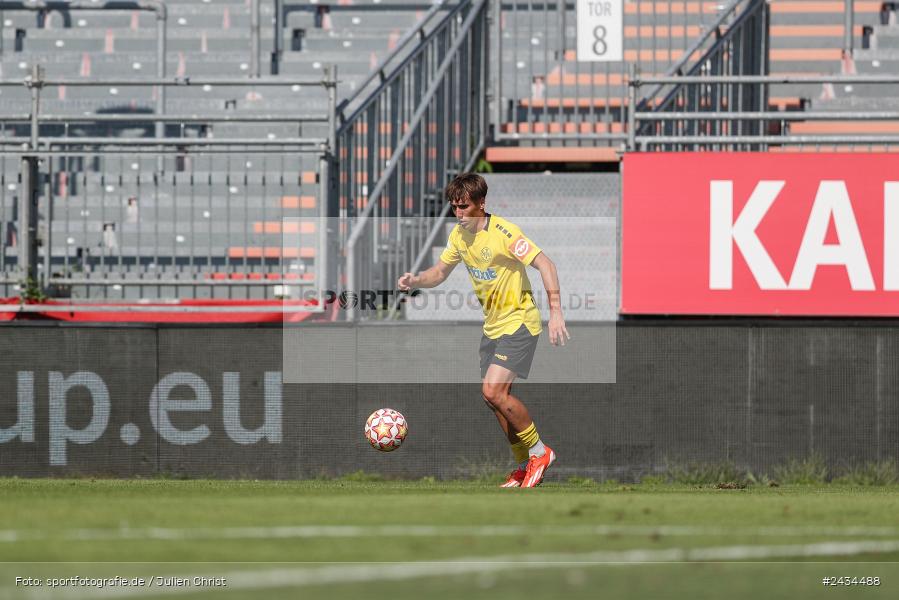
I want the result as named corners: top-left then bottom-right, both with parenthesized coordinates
top-left (548, 312), bottom-right (570, 346)
top-left (397, 272), bottom-right (416, 291)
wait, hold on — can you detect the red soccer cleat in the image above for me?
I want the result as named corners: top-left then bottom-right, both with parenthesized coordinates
top-left (500, 468), bottom-right (526, 488)
top-left (521, 446), bottom-right (556, 488)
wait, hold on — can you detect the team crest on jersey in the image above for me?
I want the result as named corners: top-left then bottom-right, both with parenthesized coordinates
top-left (510, 236), bottom-right (530, 259)
top-left (480, 247), bottom-right (493, 262)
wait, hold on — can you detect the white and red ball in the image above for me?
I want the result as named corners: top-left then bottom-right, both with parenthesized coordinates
top-left (364, 408), bottom-right (408, 452)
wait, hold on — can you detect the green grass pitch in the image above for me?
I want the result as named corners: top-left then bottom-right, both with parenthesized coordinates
top-left (1, 479), bottom-right (898, 599)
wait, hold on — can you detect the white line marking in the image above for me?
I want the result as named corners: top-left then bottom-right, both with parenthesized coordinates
top-left (3, 524), bottom-right (899, 543)
top-left (12, 539), bottom-right (899, 599)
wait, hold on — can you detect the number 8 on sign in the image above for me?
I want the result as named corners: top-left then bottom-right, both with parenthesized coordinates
top-left (577, 0), bottom-right (623, 62)
top-left (593, 25), bottom-right (607, 56)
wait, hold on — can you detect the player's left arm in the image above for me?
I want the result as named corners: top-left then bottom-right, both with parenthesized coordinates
top-left (531, 252), bottom-right (571, 346)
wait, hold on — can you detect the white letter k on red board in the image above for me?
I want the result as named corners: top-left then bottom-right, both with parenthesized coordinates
top-left (709, 180), bottom-right (788, 290)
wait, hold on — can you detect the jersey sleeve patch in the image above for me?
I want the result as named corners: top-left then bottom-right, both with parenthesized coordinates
top-left (509, 236), bottom-right (532, 260)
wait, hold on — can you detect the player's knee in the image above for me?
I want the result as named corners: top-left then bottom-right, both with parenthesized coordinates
top-left (481, 383), bottom-right (506, 409)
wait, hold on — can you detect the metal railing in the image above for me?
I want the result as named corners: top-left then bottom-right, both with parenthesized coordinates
top-left (341, 0), bottom-right (488, 321)
top-left (630, 74), bottom-right (899, 151)
top-left (0, 70), bottom-right (336, 303)
top-left (0, 1), bottom-right (465, 309)
top-left (629, 0), bottom-right (769, 151)
top-left (0, 0), bottom-right (497, 312)
top-left (336, 0), bottom-right (449, 118)
top-left (492, 0), bottom-right (755, 145)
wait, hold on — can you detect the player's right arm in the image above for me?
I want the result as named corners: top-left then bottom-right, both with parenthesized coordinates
top-left (397, 260), bottom-right (456, 290)
top-left (398, 228), bottom-right (461, 291)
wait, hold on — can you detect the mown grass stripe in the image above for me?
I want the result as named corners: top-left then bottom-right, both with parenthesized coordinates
top-left (13, 539), bottom-right (899, 599)
top-left (3, 524), bottom-right (899, 543)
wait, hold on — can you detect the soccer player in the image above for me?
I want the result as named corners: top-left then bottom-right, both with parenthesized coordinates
top-left (397, 173), bottom-right (570, 488)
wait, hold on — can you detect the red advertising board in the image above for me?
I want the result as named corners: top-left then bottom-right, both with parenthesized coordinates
top-left (621, 153), bottom-right (899, 316)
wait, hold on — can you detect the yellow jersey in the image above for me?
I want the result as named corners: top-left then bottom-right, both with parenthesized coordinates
top-left (439, 214), bottom-right (543, 339)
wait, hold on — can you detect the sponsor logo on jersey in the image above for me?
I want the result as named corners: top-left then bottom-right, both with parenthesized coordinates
top-left (494, 353), bottom-right (508, 361)
top-left (494, 223), bottom-right (513, 238)
top-left (466, 265), bottom-right (498, 281)
top-left (510, 236), bottom-right (531, 259)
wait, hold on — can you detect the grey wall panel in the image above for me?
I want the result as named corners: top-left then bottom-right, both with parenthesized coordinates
top-left (2, 322), bottom-right (898, 481)
top-left (0, 327), bottom-right (159, 477)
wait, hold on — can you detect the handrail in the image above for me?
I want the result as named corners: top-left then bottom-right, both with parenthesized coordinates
top-left (337, 0), bottom-right (472, 129)
top-left (0, 1), bottom-right (165, 12)
top-left (637, 74), bottom-right (899, 85)
top-left (2, 78), bottom-right (326, 87)
top-left (637, 111), bottom-right (899, 120)
top-left (337, 0), bottom-right (449, 117)
top-left (0, 137), bottom-right (326, 146)
top-left (345, 0), bottom-right (485, 250)
top-left (0, 114), bottom-right (330, 123)
top-left (9, 303), bottom-right (319, 313)
top-left (344, 0), bottom-right (487, 321)
top-left (2, 70), bottom-right (338, 152)
top-left (638, 0), bottom-right (752, 106)
top-left (629, 74), bottom-right (899, 150)
top-left (661, 0), bottom-right (746, 76)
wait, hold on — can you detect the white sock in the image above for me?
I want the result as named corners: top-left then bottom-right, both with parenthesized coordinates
top-left (528, 440), bottom-right (546, 458)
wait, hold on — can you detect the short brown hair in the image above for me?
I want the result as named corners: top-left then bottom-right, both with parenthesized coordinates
top-left (445, 173), bottom-right (488, 205)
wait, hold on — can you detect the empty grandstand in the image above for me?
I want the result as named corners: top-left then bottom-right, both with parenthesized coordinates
top-left (0, 0), bottom-right (894, 317)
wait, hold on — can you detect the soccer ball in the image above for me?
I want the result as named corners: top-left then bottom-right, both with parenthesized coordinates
top-left (364, 408), bottom-right (408, 452)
